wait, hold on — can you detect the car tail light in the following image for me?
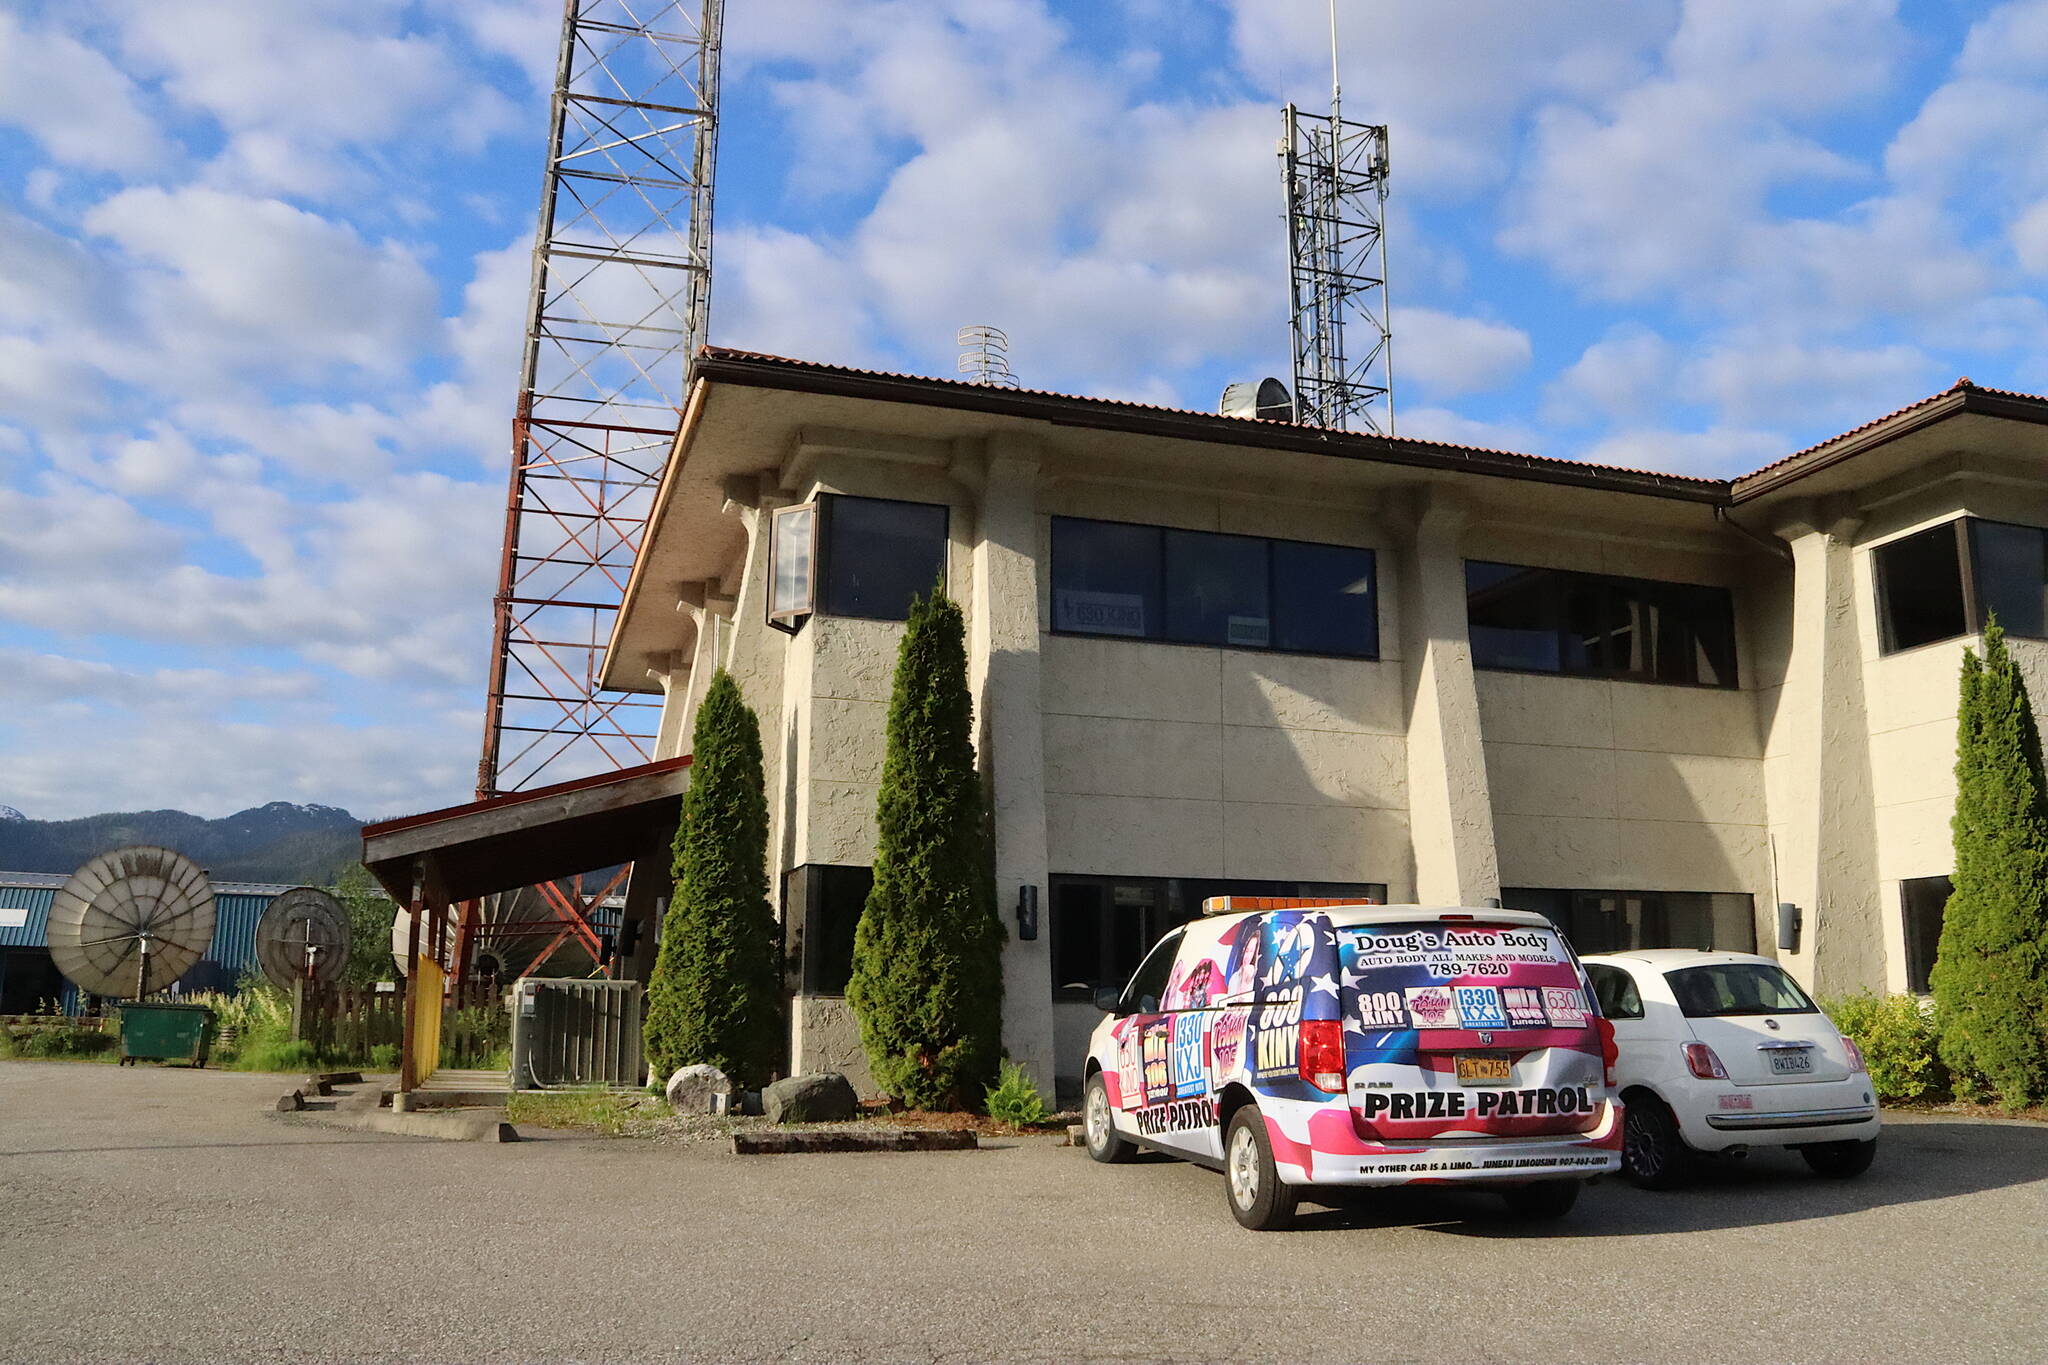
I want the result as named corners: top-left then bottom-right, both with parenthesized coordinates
top-left (1843, 1037), bottom-right (1867, 1074)
top-left (1299, 1018), bottom-right (1345, 1093)
top-left (1595, 1016), bottom-right (1619, 1087)
top-left (1682, 1042), bottom-right (1728, 1080)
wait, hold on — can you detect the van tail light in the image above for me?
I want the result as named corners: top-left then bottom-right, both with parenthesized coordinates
top-left (1299, 1019), bottom-right (1346, 1093)
top-left (1843, 1038), bottom-right (1867, 1074)
top-left (1594, 1016), bottom-right (1619, 1088)
top-left (1682, 1042), bottom-right (1729, 1080)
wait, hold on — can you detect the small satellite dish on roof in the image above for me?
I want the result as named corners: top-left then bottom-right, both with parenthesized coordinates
top-left (46, 846), bottom-right (216, 1000)
top-left (1219, 378), bottom-right (1293, 422)
top-left (255, 887), bottom-right (351, 991)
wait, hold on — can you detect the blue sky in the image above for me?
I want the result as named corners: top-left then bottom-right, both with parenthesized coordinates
top-left (2, 0), bottom-right (2046, 821)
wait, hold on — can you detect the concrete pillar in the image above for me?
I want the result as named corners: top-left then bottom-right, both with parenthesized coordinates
top-left (1392, 485), bottom-right (1500, 905)
top-left (965, 434), bottom-right (1055, 1089)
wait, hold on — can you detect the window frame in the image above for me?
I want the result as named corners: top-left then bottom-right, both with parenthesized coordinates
top-left (815, 493), bottom-right (951, 624)
top-left (1047, 514), bottom-right (1380, 661)
top-left (1464, 560), bottom-right (1740, 690)
top-left (1874, 516), bottom-right (2048, 656)
top-left (766, 501), bottom-right (819, 633)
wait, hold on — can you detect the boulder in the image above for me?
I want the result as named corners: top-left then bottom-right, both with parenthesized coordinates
top-left (763, 1072), bottom-right (858, 1124)
top-left (665, 1064), bottom-right (733, 1116)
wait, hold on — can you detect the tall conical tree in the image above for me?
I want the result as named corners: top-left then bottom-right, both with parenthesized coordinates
top-left (1934, 616), bottom-right (2048, 1108)
top-left (644, 669), bottom-right (782, 1089)
top-left (847, 589), bottom-right (1004, 1110)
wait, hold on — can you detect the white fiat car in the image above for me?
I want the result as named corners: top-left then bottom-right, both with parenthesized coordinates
top-left (1581, 950), bottom-right (1880, 1188)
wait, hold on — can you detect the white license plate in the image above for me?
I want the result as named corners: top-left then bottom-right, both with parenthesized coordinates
top-left (1768, 1050), bottom-right (1813, 1074)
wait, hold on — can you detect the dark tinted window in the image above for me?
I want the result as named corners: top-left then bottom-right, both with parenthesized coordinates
top-left (1970, 520), bottom-right (2048, 639)
top-left (1122, 932), bottom-right (1183, 1014)
top-left (790, 863), bottom-right (871, 994)
top-left (1586, 964), bottom-right (1644, 1020)
top-left (1876, 522), bottom-right (1967, 651)
top-left (1466, 562), bottom-right (1736, 687)
top-left (1273, 540), bottom-right (1379, 656)
top-left (819, 496), bottom-right (948, 620)
top-left (1901, 874), bottom-right (1951, 995)
top-left (1666, 963), bottom-right (1817, 1017)
top-left (1050, 516), bottom-right (1377, 658)
top-left (1503, 888), bottom-right (1755, 954)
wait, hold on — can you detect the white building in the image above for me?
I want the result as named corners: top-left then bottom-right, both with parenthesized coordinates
top-left (602, 350), bottom-right (2048, 1097)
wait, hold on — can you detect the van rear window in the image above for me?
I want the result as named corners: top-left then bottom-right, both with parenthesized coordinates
top-left (1338, 922), bottom-right (1589, 1031)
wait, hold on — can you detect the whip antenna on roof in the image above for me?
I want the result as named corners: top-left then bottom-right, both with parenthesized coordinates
top-left (1281, 0), bottom-right (1394, 434)
top-left (957, 325), bottom-right (1020, 389)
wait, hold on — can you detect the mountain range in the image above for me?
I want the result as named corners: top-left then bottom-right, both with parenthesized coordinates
top-left (0, 802), bottom-right (364, 885)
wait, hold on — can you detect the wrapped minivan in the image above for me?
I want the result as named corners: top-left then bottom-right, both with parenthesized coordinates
top-left (1081, 898), bottom-right (1624, 1229)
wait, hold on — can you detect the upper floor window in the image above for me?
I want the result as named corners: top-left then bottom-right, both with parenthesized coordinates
top-left (768, 494), bottom-right (948, 629)
top-left (1050, 516), bottom-right (1378, 658)
top-left (1465, 561), bottom-right (1737, 687)
top-left (1876, 517), bottom-right (2048, 654)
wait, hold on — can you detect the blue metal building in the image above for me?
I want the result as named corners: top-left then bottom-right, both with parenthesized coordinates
top-left (0, 872), bottom-right (296, 1013)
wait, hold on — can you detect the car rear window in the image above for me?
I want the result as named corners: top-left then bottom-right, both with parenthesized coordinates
top-left (1665, 963), bottom-right (1816, 1017)
top-left (1337, 921), bottom-right (1590, 1030)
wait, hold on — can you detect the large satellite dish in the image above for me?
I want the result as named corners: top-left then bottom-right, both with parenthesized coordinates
top-left (255, 887), bottom-right (351, 990)
top-left (47, 846), bottom-right (216, 1000)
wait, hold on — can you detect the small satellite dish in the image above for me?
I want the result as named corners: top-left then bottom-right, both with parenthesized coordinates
top-left (1219, 378), bottom-right (1294, 422)
top-left (255, 887), bottom-right (351, 991)
top-left (46, 846), bottom-right (216, 1000)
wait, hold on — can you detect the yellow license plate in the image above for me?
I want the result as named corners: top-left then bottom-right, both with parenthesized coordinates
top-left (1455, 1054), bottom-right (1512, 1086)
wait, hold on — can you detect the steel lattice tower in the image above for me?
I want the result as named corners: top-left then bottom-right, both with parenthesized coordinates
top-left (1281, 4), bottom-right (1393, 435)
top-left (478, 0), bottom-right (724, 796)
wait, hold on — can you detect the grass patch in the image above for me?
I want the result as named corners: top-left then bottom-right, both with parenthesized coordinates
top-left (507, 1087), bottom-right (652, 1136)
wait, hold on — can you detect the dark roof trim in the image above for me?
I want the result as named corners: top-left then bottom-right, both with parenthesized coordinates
top-left (360, 755), bottom-right (693, 842)
top-left (1731, 385), bottom-right (2048, 503)
top-left (693, 349), bottom-right (1730, 505)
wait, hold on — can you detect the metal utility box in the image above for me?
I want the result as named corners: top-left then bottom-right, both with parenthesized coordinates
top-left (509, 979), bottom-right (644, 1090)
top-left (119, 1004), bottom-right (216, 1067)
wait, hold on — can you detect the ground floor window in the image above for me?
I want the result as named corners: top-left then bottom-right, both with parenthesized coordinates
top-left (1901, 875), bottom-right (1951, 994)
top-left (1500, 888), bottom-right (1756, 955)
top-left (1049, 874), bottom-right (1386, 1000)
top-left (783, 864), bottom-right (867, 995)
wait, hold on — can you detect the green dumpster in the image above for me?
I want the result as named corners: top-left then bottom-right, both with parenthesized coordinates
top-left (119, 1004), bottom-right (216, 1067)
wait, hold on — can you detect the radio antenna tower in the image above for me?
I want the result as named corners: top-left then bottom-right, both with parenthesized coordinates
top-left (478, 0), bottom-right (725, 796)
top-left (1282, 0), bottom-right (1393, 434)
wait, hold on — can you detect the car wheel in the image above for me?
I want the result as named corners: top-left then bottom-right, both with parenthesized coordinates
top-left (1622, 1096), bottom-right (1696, 1190)
top-left (1800, 1138), bottom-right (1877, 1179)
top-left (1223, 1105), bottom-right (1300, 1231)
top-left (1083, 1072), bottom-right (1137, 1164)
top-left (1499, 1179), bottom-right (1580, 1220)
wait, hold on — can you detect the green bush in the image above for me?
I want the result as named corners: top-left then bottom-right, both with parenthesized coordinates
top-left (11, 1026), bottom-right (117, 1059)
top-left (984, 1060), bottom-right (1049, 1128)
top-left (645, 669), bottom-right (783, 1089)
top-left (1822, 992), bottom-right (1946, 1102)
top-left (847, 590), bottom-right (1005, 1111)
top-left (1935, 619), bottom-right (2048, 1109)
top-left (369, 1043), bottom-right (400, 1071)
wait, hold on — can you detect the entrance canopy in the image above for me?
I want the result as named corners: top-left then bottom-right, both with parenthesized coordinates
top-left (362, 757), bottom-right (690, 905)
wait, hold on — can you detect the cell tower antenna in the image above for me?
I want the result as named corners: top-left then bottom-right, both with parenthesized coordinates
top-left (478, 0), bottom-right (725, 796)
top-left (1282, 0), bottom-right (1394, 435)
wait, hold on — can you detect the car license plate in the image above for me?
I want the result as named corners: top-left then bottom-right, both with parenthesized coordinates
top-left (1455, 1054), bottom-right (1512, 1086)
top-left (1768, 1050), bottom-right (1813, 1074)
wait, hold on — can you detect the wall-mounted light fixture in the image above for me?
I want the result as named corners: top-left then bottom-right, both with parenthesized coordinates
top-left (1776, 902), bottom-right (1802, 953)
top-left (1015, 884), bottom-right (1039, 941)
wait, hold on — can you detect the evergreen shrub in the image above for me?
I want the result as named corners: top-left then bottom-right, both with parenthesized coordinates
top-left (644, 670), bottom-right (783, 1089)
top-left (847, 590), bottom-right (1005, 1110)
top-left (1934, 618), bottom-right (2048, 1109)
top-left (1822, 992), bottom-right (1945, 1101)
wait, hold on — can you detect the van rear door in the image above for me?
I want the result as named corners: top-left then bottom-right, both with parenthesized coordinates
top-left (1338, 919), bottom-right (1604, 1140)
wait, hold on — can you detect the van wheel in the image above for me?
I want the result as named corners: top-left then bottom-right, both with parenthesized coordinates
top-left (1224, 1106), bottom-right (1299, 1231)
top-left (1622, 1096), bottom-right (1696, 1190)
top-left (1800, 1138), bottom-right (1876, 1179)
top-left (1083, 1072), bottom-right (1136, 1164)
top-left (1500, 1179), bottom-right (1580, 1220)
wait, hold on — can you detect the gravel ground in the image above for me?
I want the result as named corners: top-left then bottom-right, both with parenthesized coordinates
top-left (2, 1059), bottom-right (2045, 1365)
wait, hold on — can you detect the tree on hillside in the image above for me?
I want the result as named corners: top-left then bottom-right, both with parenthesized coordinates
top-left (643, 670), bottom-right (783, 1089)
top-left (1934, 616), bottom-right (2048, 1108)
top-left (847, 589), bottom-right (1004, 1110)
top-left (333, 863), bottom-right (397, 989)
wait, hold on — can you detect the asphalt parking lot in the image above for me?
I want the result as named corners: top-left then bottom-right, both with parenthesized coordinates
top-left (2, 1061), bottom-right (2043, 1365)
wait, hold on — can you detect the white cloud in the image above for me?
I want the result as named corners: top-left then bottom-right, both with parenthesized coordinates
top-left (0, 11), bottom-right (169, 174)
top-left (1545, 325), bottom-right (1676, 426)
top-left (1682, 339), bottom-right (1935, 427)
top-left (2015, 199), bottom-right (2048, 275)
top-left (1577, 425), bottom-right (1788, 478)
top-left (1393, 308), bottom-right (1531, 399)
top-left (1398, 406), bottom-right (1543, 454)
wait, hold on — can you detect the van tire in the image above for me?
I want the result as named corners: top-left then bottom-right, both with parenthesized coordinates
top-left (1224, 1106), bottom-right (1299, 1231)
top-left (1083, 1072), bottom-right (1137, 1164)
top-left (1799, 1137), bottom-right (1877, 1179)
top-left (1622, 1095), bottom-right (1696, 1190)
top-left (1499, 1179), bottom-right (1580, 1220)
